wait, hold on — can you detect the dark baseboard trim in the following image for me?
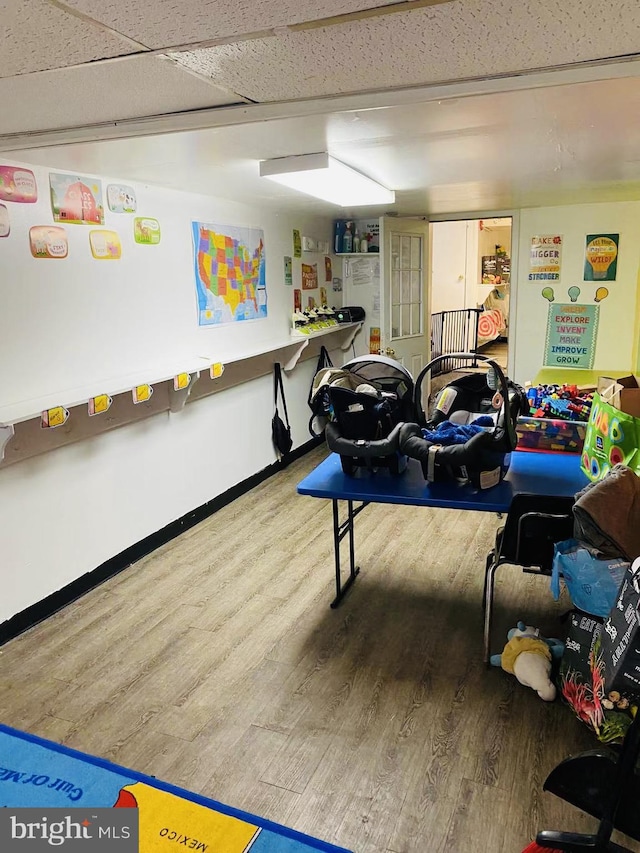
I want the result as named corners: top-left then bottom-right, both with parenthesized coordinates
top-left (0, 437), bottom-right (322, 647)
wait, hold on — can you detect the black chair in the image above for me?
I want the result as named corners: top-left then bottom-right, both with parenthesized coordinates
top-left (482, 492), bottom-right (575, 663)
top-left (536, 708), bottom-right (640, 851)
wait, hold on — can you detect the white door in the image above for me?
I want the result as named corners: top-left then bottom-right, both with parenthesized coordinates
top-left (430, 220), bottom-right (468, 314)
top-left (380, 216), bottom-right (430, 384)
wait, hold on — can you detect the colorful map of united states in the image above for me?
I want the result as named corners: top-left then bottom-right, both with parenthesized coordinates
top-left (193, 222), bottom-right (266, 325)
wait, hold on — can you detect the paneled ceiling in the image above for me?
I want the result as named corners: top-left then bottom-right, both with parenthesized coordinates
top-left (2, 0), bottom-right (640, 216)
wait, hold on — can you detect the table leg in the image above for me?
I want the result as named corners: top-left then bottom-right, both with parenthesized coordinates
top-left (330, 498), bottom-right (368, 608)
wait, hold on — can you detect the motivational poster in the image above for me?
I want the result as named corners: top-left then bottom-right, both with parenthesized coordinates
top-left (528, 235), bottom-right (562, 282)
top-left (0, 204), bottom-right (9, 237)
top-left (320, 286), bottom-right (327, 306)
top-left (89, 229), bottom-right (122, 260)
top-left (544, 303), bottom-right (599, 369)
top-left (106, 184), bottom-right (137, 213)
top-left (325, 256), bottom-right (332, 281)
top-left (29, 226), bottom-right (68, 259)
top-left (0, 165), bottom-right (37, 203)
top-left (284, 256), bottom-right (292, 285)
top-left (294, 289), bottom-right (302, 311)
top-left (584, 234), bottom-right (619, 281)
top-left (134, 217), bottom-right (161, 244)
top-left (301, 263), bottom-right (318, 290)
top-left (50, 173), bottom-right (104, 224)
top-left (293, 229), bottom-right (302, 258)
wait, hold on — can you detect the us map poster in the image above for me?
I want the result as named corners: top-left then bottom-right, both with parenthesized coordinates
top-left (192, 222), bottom-right (267, 325)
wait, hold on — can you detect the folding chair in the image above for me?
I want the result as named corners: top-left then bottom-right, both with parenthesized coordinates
top-left (483, 493), bottom-right (575, 663)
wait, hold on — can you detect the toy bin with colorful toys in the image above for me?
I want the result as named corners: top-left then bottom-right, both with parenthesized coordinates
top-left (515, 382), bottom-right (594, 453)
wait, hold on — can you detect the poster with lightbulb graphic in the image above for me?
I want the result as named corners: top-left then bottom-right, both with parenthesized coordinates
top-left (544, 303), bottom-right (599, 369)
top-left (584, 233), bottom-right (618, 281)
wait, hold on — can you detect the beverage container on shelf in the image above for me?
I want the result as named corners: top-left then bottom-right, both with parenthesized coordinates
top-left (342, 221), bottom-right (353, 253)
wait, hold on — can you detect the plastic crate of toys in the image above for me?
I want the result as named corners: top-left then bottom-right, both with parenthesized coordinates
top-left (515, 383), bottom-right (594, 453)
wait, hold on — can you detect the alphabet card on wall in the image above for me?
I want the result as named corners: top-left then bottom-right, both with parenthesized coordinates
top-left (89, 230), bottom-right (122, 260)
top-left (29, 226), bottom-right (68, 259)
top-left (106, 184), bottom-right (137, 213)
top-left (134, 217), bottom-right (161, 244)
top-left (50, 173), bottom-right (104, 225)
top-left (0, 165), bottom-right (37, 203)
top-left (0, 204), bottom-right (9, 237)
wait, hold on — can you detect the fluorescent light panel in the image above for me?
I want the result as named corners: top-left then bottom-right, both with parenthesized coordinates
top-left (259, 153), bottom-right (395, 207)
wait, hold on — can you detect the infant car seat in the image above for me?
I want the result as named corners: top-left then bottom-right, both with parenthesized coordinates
top-left (399, 353), bottom-right (527, 489)
top-left (310, 354), bottom-right (417, 475)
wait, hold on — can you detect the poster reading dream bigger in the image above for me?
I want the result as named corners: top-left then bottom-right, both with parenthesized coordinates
top-left (544, 303), bottom-right (599, 369)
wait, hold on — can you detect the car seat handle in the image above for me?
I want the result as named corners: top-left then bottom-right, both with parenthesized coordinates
top-left (413, 352), bottom-right (516, 448)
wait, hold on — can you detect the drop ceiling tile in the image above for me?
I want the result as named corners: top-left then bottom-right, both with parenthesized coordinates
top-left (59, 0), bottom-right (414, 49)
top-left (0, 0), bottom-right (141, 78)
top-left (171, 0), bottom-right (640, 100)
top-left (0, 56), bottom-right (243, 135)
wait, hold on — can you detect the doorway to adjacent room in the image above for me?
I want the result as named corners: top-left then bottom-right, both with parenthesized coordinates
top-left (430, 216), bottom-right (512, 377)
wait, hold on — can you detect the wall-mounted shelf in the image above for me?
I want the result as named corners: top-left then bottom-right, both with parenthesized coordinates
top-left (287, 322), bottom-right (362, 369)
top-left (335, 252), bottom-right (380, 257)
top-left (0, 324), bottom-right (362, 429)
top-left (0, 355), bottom-right (217, 428)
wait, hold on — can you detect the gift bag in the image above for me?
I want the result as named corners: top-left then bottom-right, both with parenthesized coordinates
top-left (581, 378), bottom-right (640, 482)
top-left (559, 611), bottom-right (637, 744)
top-left (600, 556), bottom-right (640, 696)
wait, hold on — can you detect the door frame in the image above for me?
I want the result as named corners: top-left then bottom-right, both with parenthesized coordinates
top-left (428, 209), bottom-right (520, 381)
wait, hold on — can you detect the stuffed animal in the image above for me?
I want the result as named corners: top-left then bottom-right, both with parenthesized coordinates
top-left (490, 621), bottom-right (564, 701)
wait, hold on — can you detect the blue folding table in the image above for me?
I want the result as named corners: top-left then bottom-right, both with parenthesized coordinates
top-left (297, 450), bottom-right (589, 648)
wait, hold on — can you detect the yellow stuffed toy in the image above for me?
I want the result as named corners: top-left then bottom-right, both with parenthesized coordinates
top-left (490, 622), bottom-right (564, 701)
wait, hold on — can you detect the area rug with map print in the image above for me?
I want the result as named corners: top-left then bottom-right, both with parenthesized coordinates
top-left (0, 723), bottom-right (351, 853)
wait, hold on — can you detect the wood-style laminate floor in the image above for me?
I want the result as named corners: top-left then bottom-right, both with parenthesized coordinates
top-left (1, 446), bottom-right (637, 853)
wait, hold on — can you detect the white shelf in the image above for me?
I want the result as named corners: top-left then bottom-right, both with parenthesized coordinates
top-left (0, 324), bottom-right (363, 427)
top-left (286, 322), bottom-right (362, 369)
top-left (0, 355), bottom-right (218, 427)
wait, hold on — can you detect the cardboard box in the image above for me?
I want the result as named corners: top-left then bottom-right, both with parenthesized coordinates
top-left (597, 375), bottom-right (640, 418)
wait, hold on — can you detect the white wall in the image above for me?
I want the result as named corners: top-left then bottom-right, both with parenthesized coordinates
top-left (0, 159), bottom-right (338, 624)
top-left (513, 201), bottom-right (640, 385)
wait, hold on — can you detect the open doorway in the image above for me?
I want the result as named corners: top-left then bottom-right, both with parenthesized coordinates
top-left (430, 217), bottom-right (512, 379)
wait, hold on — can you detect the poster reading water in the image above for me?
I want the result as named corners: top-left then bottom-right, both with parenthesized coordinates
top-left (192, 222), bottom-right (266, 325)
top-left (544, 303), bottom-right (599, 369)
